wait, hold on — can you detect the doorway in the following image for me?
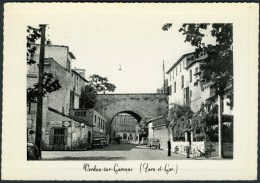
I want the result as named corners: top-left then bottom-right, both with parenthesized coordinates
top-left (53, 128), bottom-right (66, 150)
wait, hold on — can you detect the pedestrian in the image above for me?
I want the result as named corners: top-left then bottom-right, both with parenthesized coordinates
top-left (167, 139), bottom-right (171, 156)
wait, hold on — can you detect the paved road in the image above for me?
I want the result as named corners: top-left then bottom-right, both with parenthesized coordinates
top-left (42, 143), bottom-right (188, 160)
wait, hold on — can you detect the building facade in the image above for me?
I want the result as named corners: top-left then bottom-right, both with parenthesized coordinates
top-left (70, 109), bottom-right (108, 139)
top-left (166, 52), bottom-right (208, 112)
top-left (166, 52), bottom-right (233, 116)
top-left (152, 52), bottom-right (234, 157)
top-left (27, 43), bottom-right (95, 150)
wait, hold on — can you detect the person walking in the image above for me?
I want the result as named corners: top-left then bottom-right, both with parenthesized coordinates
top-left (167, 139), bottom-right (171, 156)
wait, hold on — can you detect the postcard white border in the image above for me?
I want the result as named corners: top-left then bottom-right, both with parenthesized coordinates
top-left (2, 3), bottom-right (259, 180)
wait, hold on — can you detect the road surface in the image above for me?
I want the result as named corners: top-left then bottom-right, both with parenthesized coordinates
top-left (42, 143), bottom-right (188, 160)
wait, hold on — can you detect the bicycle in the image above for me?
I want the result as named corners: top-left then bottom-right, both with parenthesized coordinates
top-left (198, 149), bottom-right (211, 158)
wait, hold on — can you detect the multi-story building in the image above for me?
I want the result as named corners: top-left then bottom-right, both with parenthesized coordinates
top-left (27, 43), bottom-right (95, 150)
top-left (164, 52), bottom-right (233, 157)
top-left (166, 52), bottom-right (208, 112)
top-left (111, 113), bottom-right (138, 142)
top-left (166, 52), bottom-right (233, 115)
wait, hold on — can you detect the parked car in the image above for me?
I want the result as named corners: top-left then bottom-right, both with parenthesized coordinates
top-left (140, 137), bottom-right (148, 146)
top-left (92, 137), bottom-right (107, 148)
top-left (101, 137), bottom-right (108, 147)
top-left (27, 143), bottom-right (40, 160)
top-left (148, 138), bottom-right (160, 149)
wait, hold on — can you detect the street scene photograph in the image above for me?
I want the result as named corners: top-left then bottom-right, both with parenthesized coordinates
top-left (26, 15), bottom-right (234, 160)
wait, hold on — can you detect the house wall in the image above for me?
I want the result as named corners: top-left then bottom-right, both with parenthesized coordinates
top-left (27, 44), bottom-right (86, 115)
top-left (27, 44), bottom-right (92, 150)
top-left (42, 109), bottom-right (93, 150)
top-left (93, 110), bottom-right (107, 134)
top-left (153, 126), bottom-right (169, 150)
top-left (70, 109), bottom-right (108, 137)
top-left (167, 56), bottom-right (205, 113)
top-left (34, 45), bottom-right (71, 70)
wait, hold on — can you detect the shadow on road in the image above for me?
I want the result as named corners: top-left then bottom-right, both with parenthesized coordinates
top-left (42, 156), bottom-right (125, 161)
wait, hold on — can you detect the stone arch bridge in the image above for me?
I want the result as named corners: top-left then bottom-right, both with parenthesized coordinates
top-left (94, 93), bottom-right (168, 134)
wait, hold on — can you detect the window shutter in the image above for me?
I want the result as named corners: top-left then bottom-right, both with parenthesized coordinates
top-left (64, 128), bottom-right (68, 145)
top-left (49, 128), bottom-right (54, 145)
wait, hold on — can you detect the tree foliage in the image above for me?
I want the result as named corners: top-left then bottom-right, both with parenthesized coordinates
top-left (27, 73), bottom-right (61, 103)
top-left (179, 24), bottom-right (233, 97)
top-left (79, 84), bottom-right (97, 109)
top-left (156, 87), bottom-right (164, 94)
top-left (27, 26), bottom-right (41, 65)
top-left (162, 23), bottom-right (172, 31)
top-left (168, 105), bottom-right (194, 141)
top-left (138, 119), bottom-right (148, 138)
top-left (79, 74), bottom-right (116, 109)
top-left (27, 26), bottom-right (62, 104)
top-left (89, 74), bottom-right (116, 94)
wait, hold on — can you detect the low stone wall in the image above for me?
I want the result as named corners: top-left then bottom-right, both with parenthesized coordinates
top-left (190, 141), bottom-right (205, 157)
top-left (172, 141), bottom-right (218, 157)
top-left (171, 141), bottom-right (189, 156)
top-left (172, 141), bottom-right (233, 158)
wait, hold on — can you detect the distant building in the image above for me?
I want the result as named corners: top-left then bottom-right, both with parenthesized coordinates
top-left (111, 113), bottom-right (138, 141)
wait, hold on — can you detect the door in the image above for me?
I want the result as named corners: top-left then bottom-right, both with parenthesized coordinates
top-left (88, 131), bottom-right (91, 144)
top-left (53, 128), bottom-right (67, 150)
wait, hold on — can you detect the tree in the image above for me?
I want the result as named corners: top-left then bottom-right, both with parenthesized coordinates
top-left (168, 105), bottom-right (194, 141)
top-left (27, 26), bottom-right (62, 104)
top-left (79, 84), bottom-right (97, 109)
top-left (89, 74), bottom-right (116, 94)
top-left (138, 119), bottom-right (148, 140)
top-left (79, 74), bottom-right (116, 109)
top-left (27, 73), bottom-right (61, 103)
top-left (156, 87), bottom-right (164, 94)
top-left (27, 26), bottom-right (41, 65)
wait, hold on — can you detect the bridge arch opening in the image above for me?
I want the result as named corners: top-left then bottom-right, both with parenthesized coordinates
top-left (110, 111), bottom-right (142, 142)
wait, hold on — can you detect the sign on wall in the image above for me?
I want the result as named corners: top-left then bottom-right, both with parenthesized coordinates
top-left (50, 121), bottom-right (71, 127)
top-left (50, 121), bottom-right (63, 127)
top-left (62, 121), bottom-right (71, 127)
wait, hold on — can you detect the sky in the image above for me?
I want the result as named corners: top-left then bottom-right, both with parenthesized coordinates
top-left (36, 12), bottom-right (196, 93)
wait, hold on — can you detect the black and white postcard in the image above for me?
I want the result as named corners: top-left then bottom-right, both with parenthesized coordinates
top-left (1, 2), bottom-right (258, 180)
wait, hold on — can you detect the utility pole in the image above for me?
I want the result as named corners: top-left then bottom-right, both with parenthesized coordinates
top-left (218, 94), bottom-right (223, 158)
top-left (163, 60), bottom-right (166, 94)
top-left (35, 24), bottom-right (46, 159)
